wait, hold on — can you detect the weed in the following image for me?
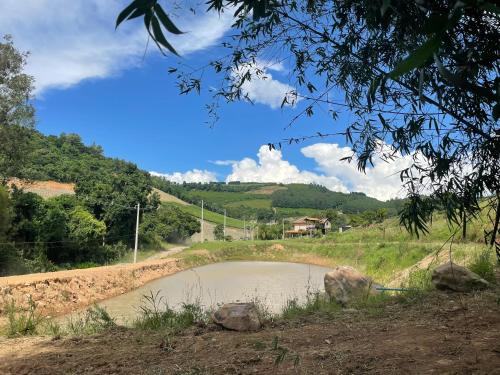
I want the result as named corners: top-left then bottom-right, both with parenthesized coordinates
top-left (45, 319), bottom-right (63, 339)
top-left (401, 269), bottom-right (433, 301)
top-left (469, 248), bottom-right (496, 283)
top-left (66, 305), bottom-right (116, 336)
top-left (281, 292), bottom-right (340, 320)
top-left (270, 336), bottom-right (301, 369)
top-left (134, 291), bottom-right (207, 333)
top-left (4, 296), bottom-right (43, 337)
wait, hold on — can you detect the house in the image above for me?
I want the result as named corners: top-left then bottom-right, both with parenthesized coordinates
top-left (285, 217), bottom-right (331, 237)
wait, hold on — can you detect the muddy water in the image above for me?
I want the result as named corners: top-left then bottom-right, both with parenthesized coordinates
top-left (96, 261), bottom-right (332, 323)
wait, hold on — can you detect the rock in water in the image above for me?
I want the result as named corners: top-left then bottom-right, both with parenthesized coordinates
top-left (431, 262), bottom-right (489, 292)
top-left (324, 266), bottom-right (378, 305)
top-left (212, 303), bottom-right (262, 331)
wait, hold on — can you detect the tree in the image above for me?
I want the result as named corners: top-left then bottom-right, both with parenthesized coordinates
top-left (67, 206), bottom-right (107, 263)
top-left (118, 1), bottom-right (500, 248)
top-left (140, 204), bottom-right (200, 245)
top-left (0, 35), bottom-right (35, 184)
top-left (213, 224), bottom-right (225, 240)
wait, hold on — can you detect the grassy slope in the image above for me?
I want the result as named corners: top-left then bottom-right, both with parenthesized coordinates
top-left (165, 202), bottom-right (245, 229)
top-left (184, 190), bottom-right (268, 206)
top-left (181, 212), bottom-right (491, 285)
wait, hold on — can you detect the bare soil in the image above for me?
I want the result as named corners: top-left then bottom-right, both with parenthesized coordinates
top-left (0, 289), bottom-right (499, 375)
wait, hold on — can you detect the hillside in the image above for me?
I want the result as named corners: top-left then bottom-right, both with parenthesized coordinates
top-left (16, 130), bottom-right (402, 229)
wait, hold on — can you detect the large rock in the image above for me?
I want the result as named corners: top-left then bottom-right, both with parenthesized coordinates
top-left (431, 262), bottom-right (489, 292)
top-left (212, 303), bottom-right (262, 331)
top-left (324, 266), bottom-right (379, 305)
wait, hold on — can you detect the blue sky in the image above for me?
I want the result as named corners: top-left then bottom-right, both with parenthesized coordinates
top-left (1, 0), bottom-right (411, 201)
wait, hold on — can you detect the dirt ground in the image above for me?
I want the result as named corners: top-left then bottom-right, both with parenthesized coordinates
top-left (1, 290), bottom-right (499, 375)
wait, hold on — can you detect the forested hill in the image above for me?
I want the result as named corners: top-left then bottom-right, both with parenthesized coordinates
top-left (22, 130), bottom-right (143, 184)
top-left (21, 130), bottom-right (402, 218)
top-left (270, 184), bottom-right (403, 214)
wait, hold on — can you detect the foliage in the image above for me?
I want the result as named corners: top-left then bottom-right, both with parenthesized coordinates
top-left (0, 35), bottom-right (35, 184)
top-left (271, 184), bottom-right (402, 214)
top-left (213, 224), bottom-right (225, 240)
top-left (119, 0), bottom-right (500, 245)
top-left (140, 204), bottom-right (200, 245)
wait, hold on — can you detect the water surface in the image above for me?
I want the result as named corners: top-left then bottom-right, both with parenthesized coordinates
top-left (97, 261), bottom-right (332, 323)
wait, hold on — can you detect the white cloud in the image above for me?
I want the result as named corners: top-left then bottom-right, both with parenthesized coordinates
top-left (209, 160), bottom-right (238, 166)
top-left (301, 143), bottom-right (413, 201)
top-left (226, 145), bottom-right (349, 193)
top-left (0, 0), bottom-right (232, 94)
top-left (225, 144), bottom-right (412, 201)
top-left (150, 169), bottom-right (217, 184)
top-left (232, 60), bottom-right (298, 109)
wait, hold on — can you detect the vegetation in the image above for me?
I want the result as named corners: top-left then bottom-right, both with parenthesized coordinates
top-left (0, 35), bottom-right (35, 185)
top-left (165, 202), bottom-right (245, 229)
top-left (271, 184), bottom-right (403, 214)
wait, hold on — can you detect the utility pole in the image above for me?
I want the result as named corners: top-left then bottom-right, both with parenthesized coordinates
top-left (243, 218), bottom-right (246, 240)
top-left (201, 200), bottom-right (204, 243)
top-left (133, 203), bottom-right (140, 263)
top-left (282, 218), bottom-right (285, 240)
top-left (223, 209), bottom-right (226, 241)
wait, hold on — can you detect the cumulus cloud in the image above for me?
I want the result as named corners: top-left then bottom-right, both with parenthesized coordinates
top-left (226, 146), bottom-right (349, 193)
top-left (301, 143), bottom-right (413, 201)
top-left (225, 144), bottom-right (412, 200)
top-left (232, 60), bottom-right (298, 109)
top-left (0, 0), bottom-right (232, 93)
top-left (150, 169), bottom-right (217, 184)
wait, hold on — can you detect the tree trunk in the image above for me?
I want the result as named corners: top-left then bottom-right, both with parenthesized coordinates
top-left (462, 208), bottom-right (467, 241)
top-left (490, 194), bottom-right (500, 247)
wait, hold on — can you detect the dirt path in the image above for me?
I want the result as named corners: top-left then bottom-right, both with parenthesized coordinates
top-left (146, 246), bottom-right (188, 260)
top-left (0, 290), bottom-right (498, 374)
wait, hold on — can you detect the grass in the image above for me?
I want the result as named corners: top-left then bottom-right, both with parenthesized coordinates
top-left (469, 248), bottom-right (497, 283)
top-left (166, 202), bottom-right (245, 229)
top-left (3, 296), bottom-right (43, 337)
top-left (133, 291), bottom-right (207, 333)
top-left (185, 190), bottom-right (268, 206)
top-left (225, 198), bottom-right (272, 209)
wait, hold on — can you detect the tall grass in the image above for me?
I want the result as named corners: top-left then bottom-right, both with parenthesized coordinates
top-left (65, 305), bottom-right (116, 336)
top-left (133, 291), bottom-right (207, 332)
top-left (4, 296), bottom-right (43, 337)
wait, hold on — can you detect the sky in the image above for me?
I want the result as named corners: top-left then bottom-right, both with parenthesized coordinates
top-left (1, 0), bottom-right (412, 201)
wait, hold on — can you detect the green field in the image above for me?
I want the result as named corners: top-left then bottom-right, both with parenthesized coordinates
top-left (165, 202), bottom-right (245, 229)
top-left (225, 198), bottom-right (272, 209)
top-left (185, 190), bottom-right (269, 206)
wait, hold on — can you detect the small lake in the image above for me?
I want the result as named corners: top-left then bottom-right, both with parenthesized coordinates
top-left (94, 261), bottom-right (332, 323)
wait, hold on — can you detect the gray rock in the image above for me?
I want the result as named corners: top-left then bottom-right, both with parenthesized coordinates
top-left (431, 262), bottom-right (489, 292)
top-left (212, 302), bottom-right (262, 331)
top-left (324, 266), bottom-right (379, 305)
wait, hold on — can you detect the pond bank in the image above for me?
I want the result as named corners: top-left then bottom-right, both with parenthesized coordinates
top-left (0, 258), bottom-right (183, 317)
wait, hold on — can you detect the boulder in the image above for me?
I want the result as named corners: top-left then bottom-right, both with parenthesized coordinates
top-left (212, 302), bottom-right (262, 331)
top-left (324, 266), bottom-right (379, 305)
top-left (431, 262), bottom-right (489, 292)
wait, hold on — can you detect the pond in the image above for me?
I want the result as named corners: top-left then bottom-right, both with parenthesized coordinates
top-left (92, 261), bottom-right (332, 323)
